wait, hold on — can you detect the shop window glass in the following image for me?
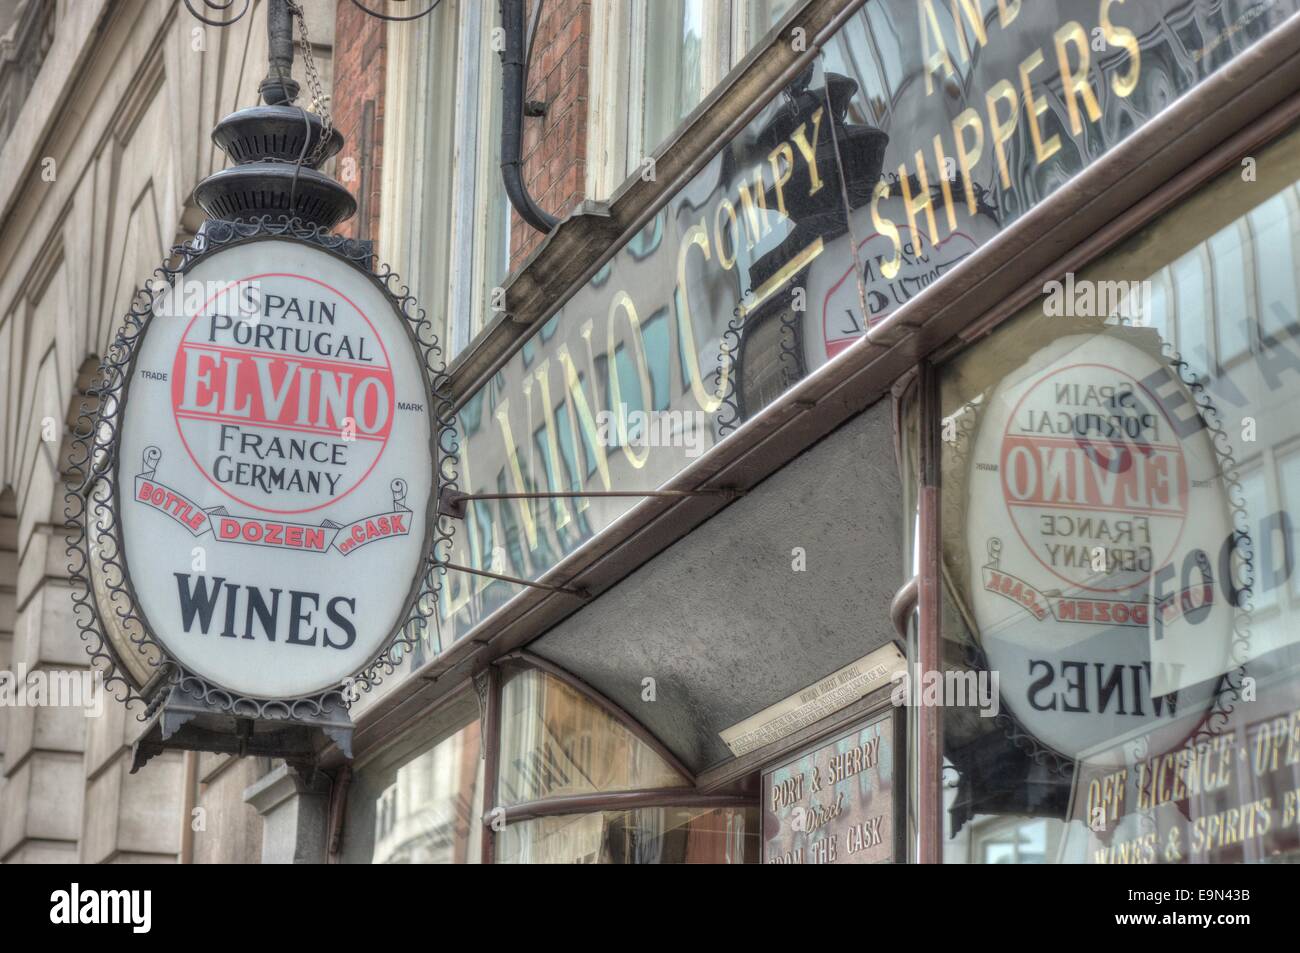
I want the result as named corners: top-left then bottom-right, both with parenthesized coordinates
top-left (1143, 272), bottom-right (1170, 342)
top-left (1239, 466), bottom-right (1274, 615)
top-left (497, 667), bottom-right (689, 806)
top-left (460, 390), bottom-right (484, 435)
top-left (1210, 222), bottom-right (1251, 366)
top-left (496, 806), bottom-right (757, 863)
top-left (917, 123), bottom-right (1300, 864)
top-left (1279, 448), bottom-right (1300, 603)
top-left (642, 308), bottom-right (673, 411)
top-left (673, 288), bottom-right (693, 396)
top-left (533, 423), bottom-right (575, 539)
top-left (642, 0), bottom-right (710, 154)
top-left (497, 467), bottom-right (558, 576)
top-left (746, 0), bottom-right (797, 37)
top-left (821, 12), bottom-right (889, 124)
top-left (1251, 191), bottom-right (1300, 340)
top-left (344, 698), bottom-right (484, 864)
top-left (449, 0), bottom-right (1300, 652)
top-left (965, 817), bottom-right (1064, 865)
top-left (498, 473), bottom-right (527, 576)
top-left (1172, 250), bottom-right (1211, 373)
top-left (599, 343), bottom-right (651, 448)
top-left (862, 0), bottom-right (905, 97)
top-left (551, 399), bottom-right (583, 492)
top-left (558, 373), bottom-right (600, 479)
top-left (382, 0), bottom-right (510, 357)
top-left (474, 487), bottom-right (495, 571)
top-left (609, 0), bottom-right (794, 185)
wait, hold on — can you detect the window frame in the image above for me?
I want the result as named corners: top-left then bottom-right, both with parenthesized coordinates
top-left (480, 652), bottom-right (756, 863)
top-left (378, 0), bottom-right (511, 359)
top-left (586, 0), bottom-right (803, 200)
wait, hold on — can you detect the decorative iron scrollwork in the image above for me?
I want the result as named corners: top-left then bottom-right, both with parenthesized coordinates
top-left (65, 215), bottom-right (460, 721)
top-left (182, 0), bottom-right (253, 28)
top-left (347, 0), bottom-right (446, 22)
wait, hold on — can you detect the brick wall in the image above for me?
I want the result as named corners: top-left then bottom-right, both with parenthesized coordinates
top-left (331, 0), bottom-right (385, 247)
top-left (513, 0), bottom-right (591, 266)
top-left (329, 1), bottom-right (589, 270)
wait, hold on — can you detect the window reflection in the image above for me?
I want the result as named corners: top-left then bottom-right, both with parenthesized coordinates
top-left (345, 702), bottom-right (484, 864)
top-left (747, 0), bottom-right (797, 37)
top-left (1172, 249), bottom-right (1210, 373)
top-left (926, 123), bottom-right (1300, 864)
top-left (1251, 191), bottom-right (1300, 340)
top-left (1209, 222), bottom-right (1250, 367)
top-left (970, 817), bottom-right (1062, 865)
top-left (497, 666), bottom-right (688, 806)
top-left (497, 807), bottom-right (758, 863)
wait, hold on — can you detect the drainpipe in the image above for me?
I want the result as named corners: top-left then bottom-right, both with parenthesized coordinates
top-left (499, 0), bottom-right (558, 234)
top-left (179, 751), bottom-right (198, 864)
top-left (326, 765), bottom-right (352, 863)
top-left (917, 362), bottom-right (943, 864)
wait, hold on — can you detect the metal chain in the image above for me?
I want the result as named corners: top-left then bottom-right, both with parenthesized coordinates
top-left (285, 0), bottom-right (333, 167)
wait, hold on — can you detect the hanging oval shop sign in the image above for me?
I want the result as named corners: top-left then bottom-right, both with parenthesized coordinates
top-left (962, 330), bottom-right (1244, 764)
top-left (68, 223), bottom-right (444, 708)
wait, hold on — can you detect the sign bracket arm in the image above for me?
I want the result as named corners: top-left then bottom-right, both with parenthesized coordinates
top-left (437, 488), bottom-right (743, 599)
top-left (443, 561), bottom-right (590, 599)
top-left (437, 487), bottom-right (742, 520)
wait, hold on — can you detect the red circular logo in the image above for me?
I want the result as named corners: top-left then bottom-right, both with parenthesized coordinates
top-left (169, 272), bottom-right (395, 514)
top-left (999, 362), bottom-right (1189, 594)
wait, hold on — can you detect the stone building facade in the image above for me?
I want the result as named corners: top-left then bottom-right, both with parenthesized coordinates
top-left (0, 0), bottom-right (334, 864)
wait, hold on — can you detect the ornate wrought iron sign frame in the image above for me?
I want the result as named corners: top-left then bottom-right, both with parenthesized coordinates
top-left (65, 217), bottom-right (459, 730)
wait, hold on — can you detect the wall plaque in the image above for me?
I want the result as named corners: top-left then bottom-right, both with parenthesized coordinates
top-left (721, 644), bottom-right (905, 756)
top-left (762, 711), bottom-right (899, 864)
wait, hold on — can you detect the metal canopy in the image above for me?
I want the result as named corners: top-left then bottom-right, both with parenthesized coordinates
top-left (527, 401), bottom-right (903, 774)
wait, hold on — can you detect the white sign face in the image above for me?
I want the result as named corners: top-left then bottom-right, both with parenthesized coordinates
top-left (965, 333), bottom-right (1234, 762)
top-left (118, 238), bottom-right (433, 699)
